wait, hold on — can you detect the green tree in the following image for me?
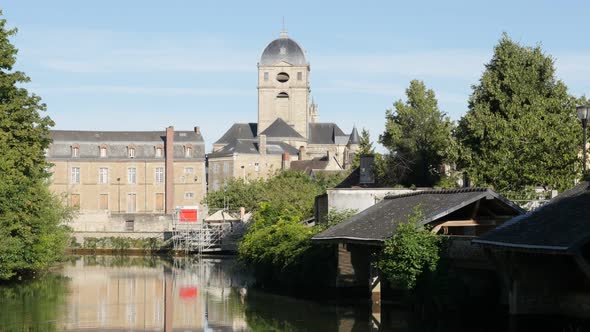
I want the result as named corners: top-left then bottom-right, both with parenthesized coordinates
top-left (375, 207), bottom-right (441, 290)
top-left (457, 33), bottom-right (581, 196)
top-left (352, 128), bottom-right (375, 168)
top-left (0, 12), bottom-right (70, 280)
top-left (380, 80), bottom-right (455, 187)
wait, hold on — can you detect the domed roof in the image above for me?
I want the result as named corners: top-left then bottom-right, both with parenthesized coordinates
top-left (260, 32), bottom-right (307, 66)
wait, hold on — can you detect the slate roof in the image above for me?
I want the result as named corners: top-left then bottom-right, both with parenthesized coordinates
top-left (308, 123), bottom-right (347, 144)
top-left (259, 118), bottom-right (305, 139)
top-left (474, 181), bottom-right (590, 253)
top-left (312, 188), bottom-right (523, 244)
top-left (214, 123), bottom-right (257, 145)
top-left (51, 130), bottom-right (204, 143)
top-left (290, 156), bottom-right (330, 175)
top-left (260, 35), bottom-right (307, 66)
top-left (348, 126), bottom-right (360, 145)
top-left (208, 139), bottom-right (298, 158)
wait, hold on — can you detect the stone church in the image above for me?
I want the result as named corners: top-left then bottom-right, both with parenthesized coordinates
top-left (208, 30), bottom-right (360, 191)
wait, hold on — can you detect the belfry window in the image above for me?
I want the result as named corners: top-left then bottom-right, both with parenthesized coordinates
top-left (297, 72), bottom-right (302, 80)
top-left (277, 92), bottom-right (289, 98)
top-left (276, 72), bottom-right (289, 83)
top-left (264, 72), bottom-right (269, 81)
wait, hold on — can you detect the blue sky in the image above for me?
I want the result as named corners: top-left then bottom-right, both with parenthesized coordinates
top-left (3, 1), bottom-right (590, 151)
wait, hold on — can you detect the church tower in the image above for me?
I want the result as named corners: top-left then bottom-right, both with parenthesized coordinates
top-left (257, 30), bottom-right (310, 139)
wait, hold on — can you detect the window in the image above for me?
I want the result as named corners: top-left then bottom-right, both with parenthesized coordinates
top-left (276, 72), bottom-right (289, 83)
top-left (185, 167), bottom-right (194, 174)
top-left (155, 167), bottom-right (164, 184)
top-left (72, 147), bottom-right (80, 158)
top-left (155, 193), bottom-right (164, 211)
top-left (99, 194), bottom-right (109, 210)
top-left (99, 167), bottom-right (108, 184)
top-left (297, 71), bottom-right (302, 80)
top-left (125, 220), bottom-right (134, 232)
top-left (223, 162), bottom-right (229, 174)
top-left (185, 146), bottom-right (192, 158)
top-left (71, 167), bottom-right (80, 184)
top-left (128, 147), bottom-right (135, 158)
top-left (128, 167), bottom-right (137, 184)
top-left (184, 192), bottom-right (195, 200)
top-left (254, 163), bottom-right (260, 172)
top-left (155, 147), bottom-right (163, 158)
top-left (127, 194), bottom-right (136, 213)
top-left (264, 72), bottom-right (269, 81)
top-left (277, 92), bottom-right (289, 98)
top-left (70, 194), bottom-right (80, 209)
top-left (100, 147), bottom-right (107, 158)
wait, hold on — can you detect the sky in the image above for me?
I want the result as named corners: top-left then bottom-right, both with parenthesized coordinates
top-left (3, 1), bottom-right (590, 152)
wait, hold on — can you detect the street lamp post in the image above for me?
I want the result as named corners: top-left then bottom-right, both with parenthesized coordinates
top-left (577, 105), bottom-right (590, 173)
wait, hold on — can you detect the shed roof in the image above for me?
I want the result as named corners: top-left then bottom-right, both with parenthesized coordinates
top-left (312, 188), bottom-right (523, 244)
top-left (474, 181), bottom-right (590, 253)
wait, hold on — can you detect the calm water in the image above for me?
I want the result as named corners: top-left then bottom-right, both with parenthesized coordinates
top-left (1, 255), bottom-right (589, 332)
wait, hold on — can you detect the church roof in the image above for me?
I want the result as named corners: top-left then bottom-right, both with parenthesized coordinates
top-left (474, 181), bottom-right (590, 253)
top-left (259, 118), bottom-right (305, 140)
top-left (348, 126), bottom-right (360, 145)
top-left (260, 33), bottom-right (307, 66)
top-left (214, 123), bottom-right (257, 145)
top-left (208, 139), bottom-right (299, 158)
top-left (308, 123), bottom-right (348, 145)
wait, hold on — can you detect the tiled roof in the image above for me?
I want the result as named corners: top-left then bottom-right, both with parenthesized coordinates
top-left (51, 130), bottom-right (203, 143)
top-left (474, 182), bottom-right (590, 253)
top-left (214, 123), bottom-right (257, 145)
top-left (259, 118), bottom-right (304, 139)
top-left (313, 188), bottom-right (523, 244)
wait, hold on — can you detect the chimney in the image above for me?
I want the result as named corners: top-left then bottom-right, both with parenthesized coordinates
top-left (165, 126), bottom-right (175, 214)
top-left (298, 146), bottom-right (306, 161)
top-left (259, 134), bottom-right (267, 157)
top-left (240, 207), bottom-right (245, 220)
top-left (359, 154), bottom-right (375, 185)
top-left (282, 152), bottom-right (291, 170)
top-left (194, 126), bottom-right (201, 135)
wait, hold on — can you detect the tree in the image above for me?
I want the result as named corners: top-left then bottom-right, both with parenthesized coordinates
top-left (352, 128), bottom-right (375, 168)
top-left (375, 207), bottom-right (441, 290)
top-left (379, 80), bottom-right (455, 187)
top-left (0, 12), bottom-right (70, 280)
top-left (457, 33), bottom-right (581, 196)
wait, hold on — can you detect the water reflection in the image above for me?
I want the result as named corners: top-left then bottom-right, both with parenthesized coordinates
top-left (1, 256), bottom-right (588, 331)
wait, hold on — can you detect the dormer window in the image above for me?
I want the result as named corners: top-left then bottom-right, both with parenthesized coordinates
top-left (155, 147), bottom-right (163, 158)
top-left (72, 145), bottom-right (80, 158)
top-left (128, 146), bottom-right (136, 158)
top-left (99, 145), bottom-right (107, 158)
top-left (185, 146), bottom-right (192, 158)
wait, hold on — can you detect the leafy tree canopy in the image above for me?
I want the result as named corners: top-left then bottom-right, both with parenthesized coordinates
top-left (457, 33), bottom-right (581, 196)
top-left (0, 12), bottom-right (70, 280)
top-left (380, 80), bottom-right (456, 187)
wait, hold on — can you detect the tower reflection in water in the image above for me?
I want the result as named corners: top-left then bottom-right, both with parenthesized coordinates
top-left (62, 256), bottom-right (249, 331)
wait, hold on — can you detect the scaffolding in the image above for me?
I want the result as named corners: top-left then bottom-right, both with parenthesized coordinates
top-left (172, 206), bottom-right (231, 254)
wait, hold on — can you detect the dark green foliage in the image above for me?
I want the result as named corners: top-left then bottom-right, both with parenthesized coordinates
top-left (375, 207), bottom-right (441, 290)
top-left (457, 33), bottom-right (581, 196)
top-left (0, 12), bottom-right (70, 280)
top-left (380, 80), bottom-right (456, 187)
top-left (352, 128), bottom-right (375, 168)
top-left (80, 237), bottom-right (165, 252)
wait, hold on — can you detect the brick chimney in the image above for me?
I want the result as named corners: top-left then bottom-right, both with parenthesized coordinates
top-left (194, 126), bottom-right (201, 135)
top-left (298, 146), bottom-right (306, 161)
top-left (282, 152), bottom-right (291, 170)
top-left (165, 126), bottom-right (175, 214)
top-left (259, 135), bottom-right (267, 157)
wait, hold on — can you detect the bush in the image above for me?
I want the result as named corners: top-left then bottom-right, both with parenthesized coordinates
top-left (375, 207), bottom-right (441, 291)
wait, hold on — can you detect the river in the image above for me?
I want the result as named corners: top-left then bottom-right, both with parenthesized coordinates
top-left (0, 255), bottom-right (588, 332)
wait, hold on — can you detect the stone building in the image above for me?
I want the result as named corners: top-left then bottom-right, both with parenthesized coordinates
top-left (47, 126), bottom-right (206, 235)
top-left (208, 30), bottom-right (360, 191)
